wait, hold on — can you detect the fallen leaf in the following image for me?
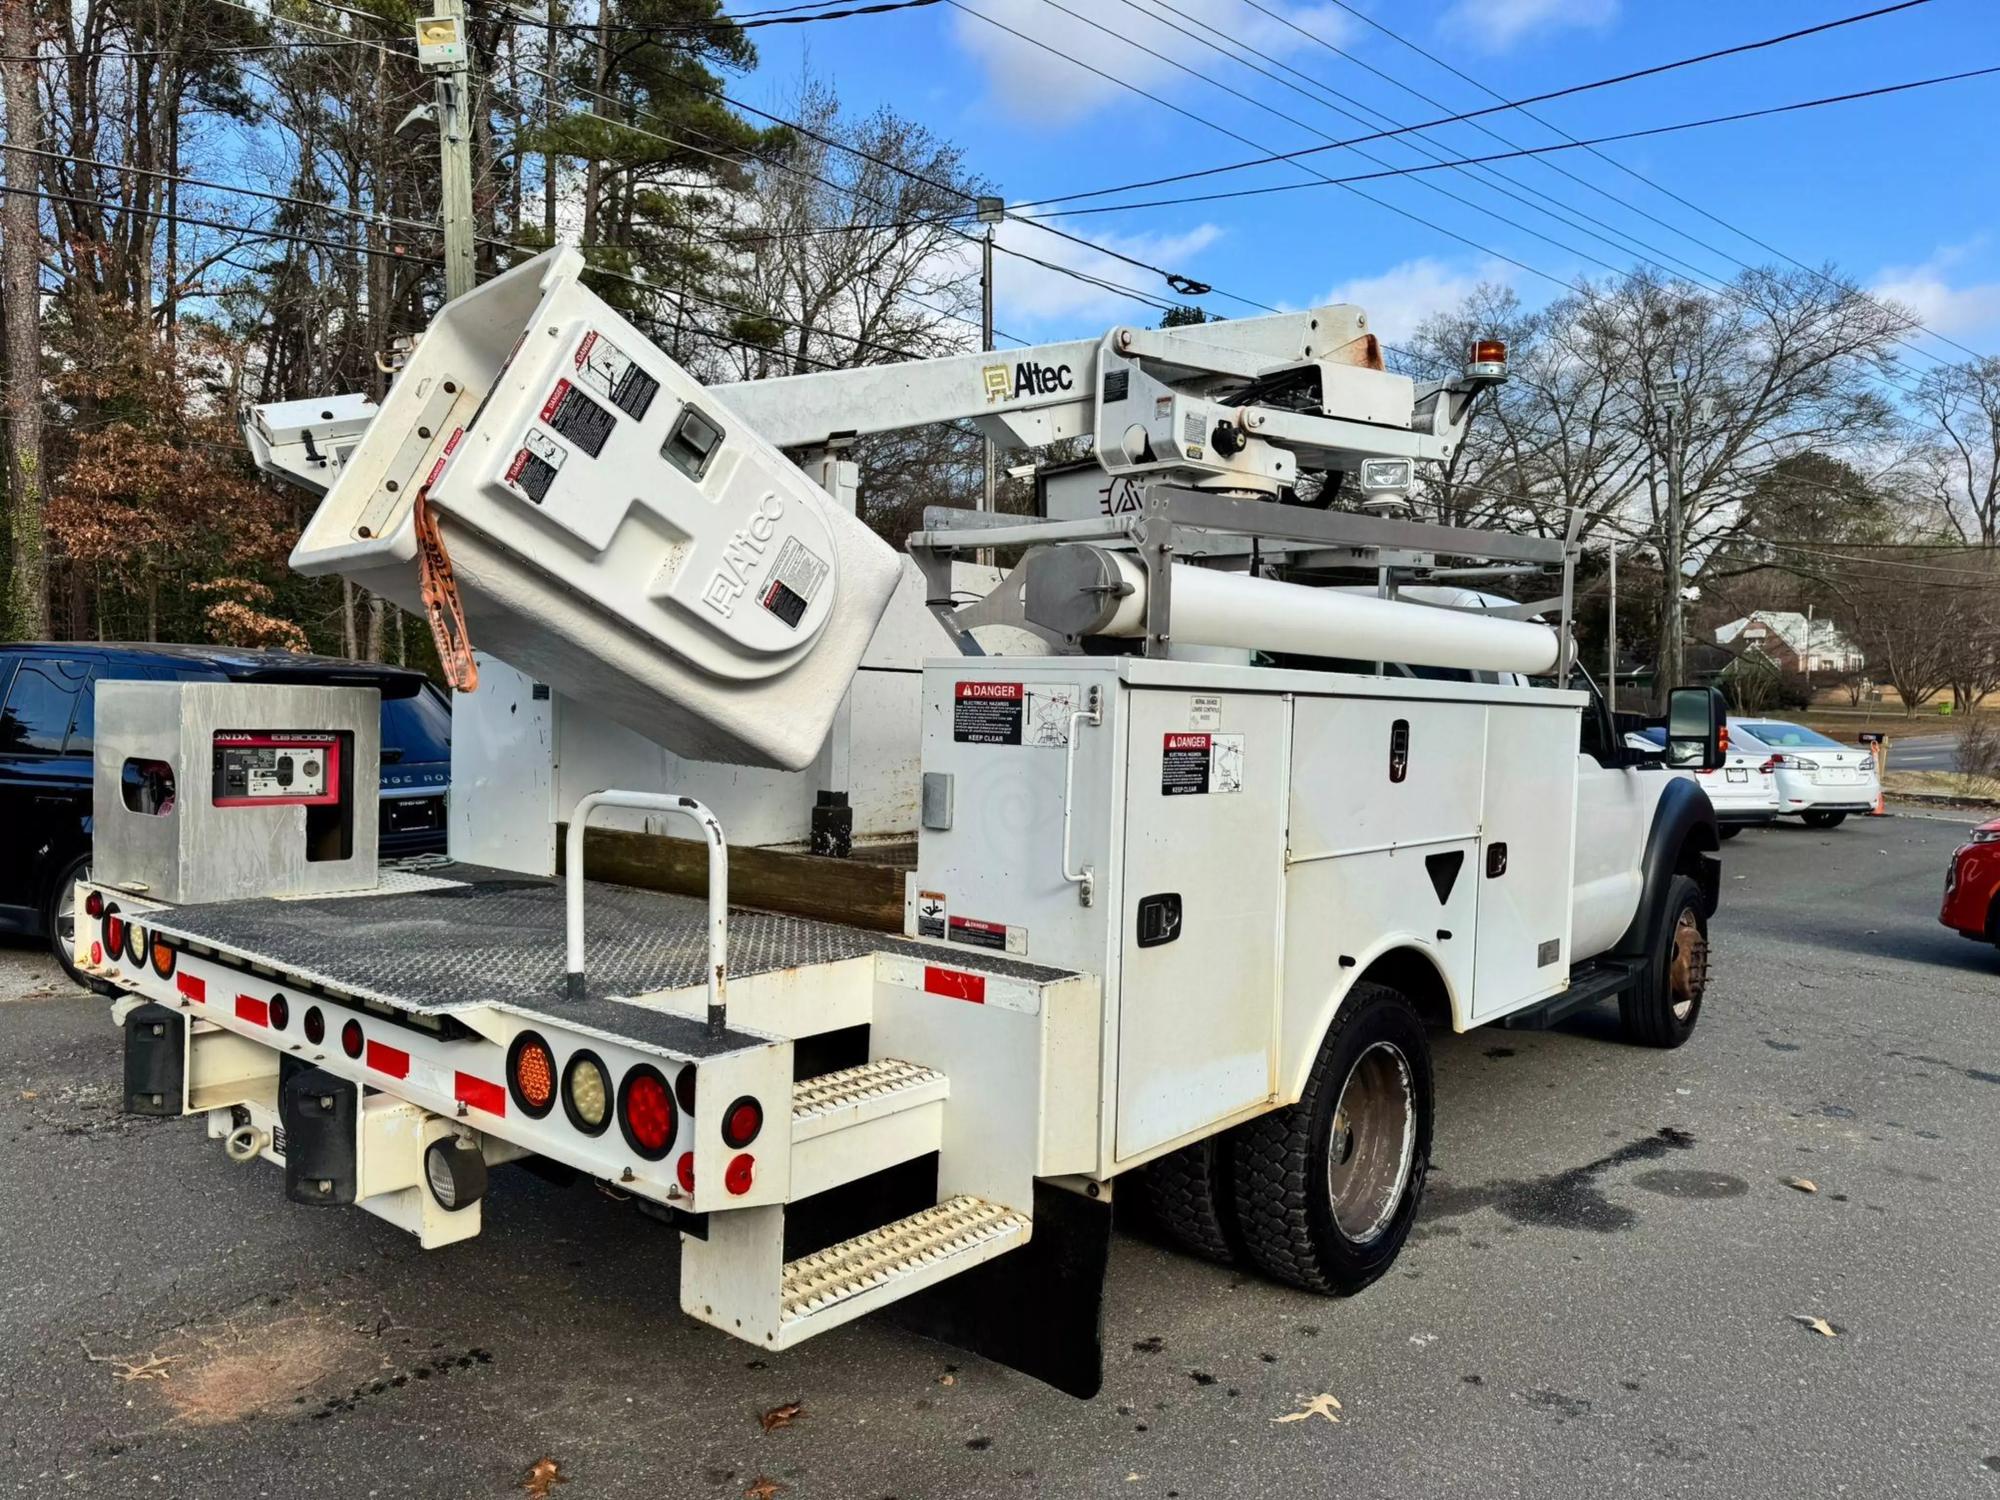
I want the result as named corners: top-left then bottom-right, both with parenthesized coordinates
top-left (1791, 1315), bottom-right (1837, 1338)
top-left (521, 1457), bottom-right (568, 1498)
top-left (759, 1401), bottom-right (805, 1432)
top-left (1273, 1393), bottom-right (1343, 1425)
top-left (1785, 1177), bottom-right (1819, 1194)
top-left (18, 1089), bottom-right (38, 1100)
top-left (938, 1373), bottom-right (956, 1386)
top-left (744, 1478), bottom-right (786, 1500)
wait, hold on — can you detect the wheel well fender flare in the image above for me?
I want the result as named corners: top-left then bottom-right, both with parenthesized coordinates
top-left (1611, 776), bottom-right (1720, 959)
top-left (1284, 938), bottom-right (1458, 1105)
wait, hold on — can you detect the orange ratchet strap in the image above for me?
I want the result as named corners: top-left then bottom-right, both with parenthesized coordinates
top-left (413, 494), bottom-right (479, 693)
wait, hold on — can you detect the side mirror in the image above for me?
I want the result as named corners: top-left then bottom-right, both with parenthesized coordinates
top-left (1665, 686), bottom-right (1728, 771)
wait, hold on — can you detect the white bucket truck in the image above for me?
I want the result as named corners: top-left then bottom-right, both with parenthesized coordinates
top-left (88, 249), bottom-right (1725, 1395)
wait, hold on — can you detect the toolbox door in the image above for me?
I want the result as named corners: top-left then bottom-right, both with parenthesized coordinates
top-left (1114, 688), bottom-right (1289, 1164)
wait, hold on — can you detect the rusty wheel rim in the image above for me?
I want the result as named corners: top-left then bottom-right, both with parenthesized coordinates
top-left (1668, 908), bottom-right (1707, 1023)
top-left (1326, 1041), bottom-right (1416, 1245)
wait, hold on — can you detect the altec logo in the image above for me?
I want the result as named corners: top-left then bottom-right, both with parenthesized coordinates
top-left (701, 494), bottom-right (786, 618)
top-left (982, 361), bottom-right (1074, 403)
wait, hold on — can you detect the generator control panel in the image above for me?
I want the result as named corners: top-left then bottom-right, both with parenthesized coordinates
top-left (212, 732), bottom-right (343, 807)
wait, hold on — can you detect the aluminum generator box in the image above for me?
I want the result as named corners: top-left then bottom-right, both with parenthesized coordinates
top-left (93, 681), bottom-right (380, 904)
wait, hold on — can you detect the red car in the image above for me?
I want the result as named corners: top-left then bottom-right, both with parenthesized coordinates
top-left (1941, 817), bottom-right (2000, 944)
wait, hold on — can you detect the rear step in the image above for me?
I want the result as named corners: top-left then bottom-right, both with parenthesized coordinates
top-left (788, 1058), bottom-right (949, 1198)
top-left (777, 1195), bottom-right (1031, 1344)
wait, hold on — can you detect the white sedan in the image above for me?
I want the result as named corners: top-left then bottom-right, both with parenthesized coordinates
top-left (1726, 719), bottom-right (1880, 828)
top-left (1625, 726), bottom-right (1781, 838)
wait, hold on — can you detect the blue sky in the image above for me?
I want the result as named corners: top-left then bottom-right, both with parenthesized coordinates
top-left (738, 0), bottom-right (2000, 361)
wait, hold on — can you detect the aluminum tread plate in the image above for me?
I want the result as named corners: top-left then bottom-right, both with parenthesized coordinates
top-left (146, 865), bottom-right (1075, 1046)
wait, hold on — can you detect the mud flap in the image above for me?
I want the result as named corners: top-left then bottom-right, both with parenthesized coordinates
top-left (887, 1181), bottom-right (1112, 1399)
top-left (281, 1066), bottom-right (360, 1206)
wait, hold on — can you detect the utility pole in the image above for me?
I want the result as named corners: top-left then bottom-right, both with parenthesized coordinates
top-left (417, 0), bottom-right (476, 301)
top-left (976, 196), bottom-right (1004, 517)
top-left (1606, 539), bottom-right (1618, 710)
top-left (1654, 377), bottom-right (1686, 707)
top-left (0, 0), bottom-right (48, 637)
top-left (1805, 601), bottom-right (1814, 696)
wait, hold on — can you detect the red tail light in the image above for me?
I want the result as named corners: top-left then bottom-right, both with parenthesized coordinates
top-left (341, 1019), bottom-right (364, 1059)
top-left (1760, 757), bottom-right (1781, 773)
top-left (269, 992), bottom-right (290, 1031)
top-left (104, 908), bottom-right (124, 956)
top-left (618, 1065), bottom-right (677, 1160)
top-left (725, 1153), bottom-right (756, 1195)
top-left (676, 1154), bottom-right (695, 1194)
top-left (84, 890), bottom-right (103, 918)
top-left (722, 1096), bottom-right (764, 1149)
top-left (304, 1006), bottom-right (325, 1045)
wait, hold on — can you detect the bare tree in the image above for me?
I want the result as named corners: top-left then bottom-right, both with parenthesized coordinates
top-left (1914, 357), bottom-right (2000, 547)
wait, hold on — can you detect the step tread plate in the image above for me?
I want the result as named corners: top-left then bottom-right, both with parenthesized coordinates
top-left (791, 1058), bottom-right (948, 1140)
top-left (780, 1195), bottom-right (1030, 1331)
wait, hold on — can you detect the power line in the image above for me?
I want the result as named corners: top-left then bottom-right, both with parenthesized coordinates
top-left (0, 142), bottom-right (447, 237)
top-left (1008, 0), bottom-right (1937, 212)
top-left (0, 39), bottom-right (377, 61)
top-left (0, 182), bottom-right (438, 265)
top-left (516, 0), bottom-right (942, 35)
top-left (1007, 67), bottom-right (2000, 224)
top-left (1311, 0), bottom-right (1987, 368)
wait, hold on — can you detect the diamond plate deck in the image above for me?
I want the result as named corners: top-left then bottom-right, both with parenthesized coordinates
top-left (146, 865), bottom-right (1076, 1054)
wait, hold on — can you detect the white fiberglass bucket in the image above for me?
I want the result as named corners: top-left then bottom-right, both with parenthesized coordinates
top-left (290, 248), bottom-right (900, 770)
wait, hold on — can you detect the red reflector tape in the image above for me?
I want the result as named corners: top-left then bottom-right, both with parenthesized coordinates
top-left (235, 995), bottom-right (270, 1027)
top-left (924, 965), bottom-right (986, 1004)
top-left (367, 1040), bottom-right (411, 1080)
top-left (177, 972), bottom-right (206, 1003)
top-left (455, 1072), bottom-right (506, 1115)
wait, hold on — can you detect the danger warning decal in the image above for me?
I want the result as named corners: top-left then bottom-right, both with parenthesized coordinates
top-left (760, 535), bottom-right (830, 630)
top-left (539, 378), bottom-right (615, 458)
top-left (951, 681), bottom-right (1080, 746)
top-left (948, 914), bottom-right (1028, 955)
top-left (1162, 732), bottom-right (1245, 796)
top-left (503, 429), bottom-right (566, 504)
top-left (573, 329), bottom-right (660, 421)
top-left (420, 426), bottom-right (465, 494)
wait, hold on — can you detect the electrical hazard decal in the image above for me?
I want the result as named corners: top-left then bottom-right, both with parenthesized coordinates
top-left (759, 535), bottom-right (829, 630)
top-left (1161, 732), bottom-right (1244, 796)
top-left (573, 329), bottom-right (660, 421)
top-left (503, 428), bottom-right (566, 504)
top-left (915, 889), bottom-right (947, 940)
top-left (539, 378), bottom-right (615, 458)
top-left (948, 914), bottom-right (1028, 955)
top-left (951, 681), bottom-right (1079, 746)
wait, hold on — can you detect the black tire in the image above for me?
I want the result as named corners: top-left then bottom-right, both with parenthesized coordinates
top-left (43, 852), bottom-right (114, 994)
top-left (1801, 810), bottom-right (1847, 829)
top-left (1230, 981), bottom-right (1432, 1296)
top-left (1717, 824), bottom-right (1741, 841)
top-left (1617, 872), bottom-right (1708, 1049)
top-left (1133, 1135), bottom-right (1241, 1264)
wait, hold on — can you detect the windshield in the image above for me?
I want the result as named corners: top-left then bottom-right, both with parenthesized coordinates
top-left (380, 686), bottom-right (452, 764)
top-left (1735, 721), bottom-right (1843, 751)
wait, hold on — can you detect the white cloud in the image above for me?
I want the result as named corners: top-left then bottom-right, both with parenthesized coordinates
top-left (987, 220), bottom-right (1226, 329)
top-left (1870, 242), bottom-right (2000, 341)
top-left (950, 0), bottom-right (1355, 125)
top-left (1440, 0), bottom-right (1616, 53)
top-left (1316, 255), bottom-right (1509, 345)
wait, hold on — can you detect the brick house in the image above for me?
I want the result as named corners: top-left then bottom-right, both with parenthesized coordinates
top-left (1714, 611), bottom-right (1864, 674)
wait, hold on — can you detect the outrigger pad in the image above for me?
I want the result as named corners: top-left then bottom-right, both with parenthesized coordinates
top-left (887, 1181), bottom-right (1112, 1400)
top-left (122, 1004), bottom-right (186, 1116)
top-left (281, 1067), bottom-right (359, 1207)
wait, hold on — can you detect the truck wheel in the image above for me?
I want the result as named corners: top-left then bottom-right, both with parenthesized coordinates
top-left (44, 853), bottom-right (114, 995)
top-left (1801, 810), bottom-right (1847, 829)
top-left (1134, 1136), bottom-right (1240, 1264)
top-left (1230, 981), bottom-right (1432, 1295)
top-left (1618, 872), bottom-right (1708, 1049)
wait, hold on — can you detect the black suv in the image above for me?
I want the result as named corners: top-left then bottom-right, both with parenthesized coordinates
top-left (0, 643), bottom-right (450, 986)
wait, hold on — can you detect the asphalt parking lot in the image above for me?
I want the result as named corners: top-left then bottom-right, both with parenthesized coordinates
top-left (4, 811), bottom-right (1999, 1499)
